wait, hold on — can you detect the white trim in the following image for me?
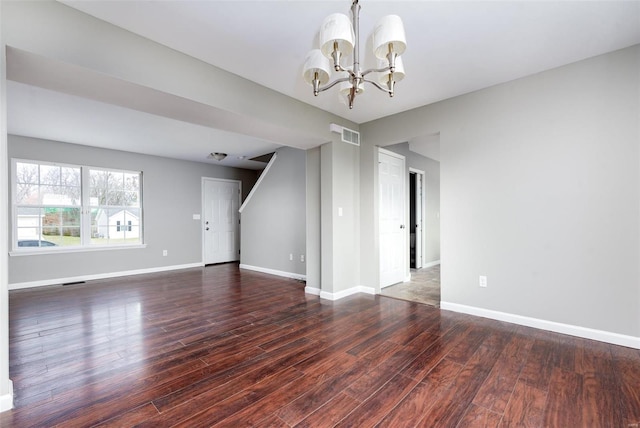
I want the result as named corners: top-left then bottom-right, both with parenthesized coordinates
top-left (0, 381), bottom-right (12, 412)
top-left (10, 244), bottom-right (147, 257)
top-left (9, 263), bottom-right (203, 291)
top-left (304, 286), bottom-right (321, 296)
top-left (378, 147), bottom-right (405, 160)
top-left (239, 152), bottom-right (277, 213)
top-left (319, 285), bottom-right (376, 301)
top-left (422, 260), bottom-right (441, 269)
top-left (441, 301), bottom-right (640, 349)
top-left (239, 264), bottom-right (306, 281)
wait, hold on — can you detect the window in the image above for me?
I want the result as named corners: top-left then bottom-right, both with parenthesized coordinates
top-left (13, 160), bottom-right (143, 251)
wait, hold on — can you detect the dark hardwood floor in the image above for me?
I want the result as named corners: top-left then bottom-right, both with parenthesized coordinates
top-left (1, 263), bottom-right (639, 427)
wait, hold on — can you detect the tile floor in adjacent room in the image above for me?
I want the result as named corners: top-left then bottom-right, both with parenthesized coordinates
top-left (380, 264), bottom-right (441, 307)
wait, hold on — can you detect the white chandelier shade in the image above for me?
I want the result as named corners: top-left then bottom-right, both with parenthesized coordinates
top-left (302, 0), bottom-right (407, 109)
top-left (302, 49), bottom-right (331, 86)
top-left (373, 15), bottom-right (407, 60)
top-left (320, 13), bottom-right (355, 58)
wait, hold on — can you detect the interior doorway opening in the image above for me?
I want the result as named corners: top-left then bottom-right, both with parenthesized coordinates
top-left (409, 170), bottom-right (424, 270)
top-left (378, 137), bottom-right (441, 307)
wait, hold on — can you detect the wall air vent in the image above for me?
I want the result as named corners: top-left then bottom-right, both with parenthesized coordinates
top-left (330, 124), bottom-right (360, 146)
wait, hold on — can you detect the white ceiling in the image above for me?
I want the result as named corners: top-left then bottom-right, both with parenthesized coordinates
top-left (7, 0), bottom-right (640, 168)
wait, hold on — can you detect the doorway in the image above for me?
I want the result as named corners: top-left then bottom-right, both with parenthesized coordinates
top-left (409, 169), bottom-right (425, 269)
top-left (202, 178), bottom-right (241, 265)
top-left (378, 139), bottom-right (441, 307)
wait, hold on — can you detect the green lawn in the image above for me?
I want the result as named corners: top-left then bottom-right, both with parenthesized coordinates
top-left (42, 235), bottom-right (139, 246)
top-left (43, 235), bottom-right (81, 246)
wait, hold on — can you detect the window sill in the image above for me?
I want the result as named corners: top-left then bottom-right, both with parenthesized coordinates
top-left (10, 244), bottom-right (147, 256)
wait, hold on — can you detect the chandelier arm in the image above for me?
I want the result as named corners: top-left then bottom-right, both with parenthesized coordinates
top-left (317, 77), bottom-right (351, 93)
top-left (361, 66), bottom-right (392, 77)
top-left (334, 63), bottom-right (356, 77)
top-left (363, 78), bottom-right (393, 95)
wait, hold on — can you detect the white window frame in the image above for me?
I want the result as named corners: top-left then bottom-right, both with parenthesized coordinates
top-left (10, 159), bottom-right (145, 255)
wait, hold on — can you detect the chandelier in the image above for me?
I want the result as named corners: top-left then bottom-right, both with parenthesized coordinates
top-left (302, 0), bottom-right (407, 109)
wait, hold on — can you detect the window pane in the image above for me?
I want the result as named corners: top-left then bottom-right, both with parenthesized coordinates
top-left (90, 207), bottom-right (141, 245)
top-left (41, 207), bottom-right (81, 247)
top-left (61, 167), bottom-right (81, 187)
top-left (16, 162), bottom-right (39, 184)
top-left (107, 191), bottom-right (125, 206)
top-left (123, 191), bottom-right (139, 207)
top-left (15, 183), bottom-right (39, 205)
top-left (64, 186), bottom-right (81, 205)
top-left (62, 208), bottom-right (81, 226)
top-left (16, 206), bottom-right (80, 247)
top-left (110, 172), bottom-right (124, 191)
top-left (40, 165), bottom-right (61, 185)
top-left (124, 173), bottom-right (139, 192)
top-left (90, 170), bottom-right (109, 205)
top-left (41, 186), bottom-right (58, 205)
top-left (16, 207), bottom-right (42, 240)
top-left (44, 234), bottom-right (81, 247)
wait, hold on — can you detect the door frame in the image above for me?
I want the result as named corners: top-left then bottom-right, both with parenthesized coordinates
top-left (201, 177), bottom-right (242, 265)
top-left (409, 168), bottom-right (425, 270)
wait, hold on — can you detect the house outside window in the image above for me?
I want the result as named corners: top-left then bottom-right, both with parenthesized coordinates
top-left (12, 160), bottom-right (143, 251)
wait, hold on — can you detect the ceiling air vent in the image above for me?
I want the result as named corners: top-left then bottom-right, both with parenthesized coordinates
top-left (330, 124), bottom-right (360, 147)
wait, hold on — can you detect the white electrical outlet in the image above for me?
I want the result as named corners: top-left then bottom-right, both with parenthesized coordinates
top-left (289, 254), bottom-right (293, 261)
top-left (479, 275), bottom-right (487, 288)
top-left (163, 250), bottom-right (168, 256)
top-left (300, 255), bottom-right (305, 262)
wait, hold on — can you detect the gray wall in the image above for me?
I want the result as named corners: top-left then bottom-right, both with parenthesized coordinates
top-left (321, 139), bottom-right (361, 295)
top-left (384, 142), bottom-right (441, 265)
top-left (306, 147), bottom-right (321, 289)
top-left (240, 146), bottom-right (306, 276)
top-left (8, 135), bottom-right (258, 285)
top-left (361, 45), bottom-right (640, 337)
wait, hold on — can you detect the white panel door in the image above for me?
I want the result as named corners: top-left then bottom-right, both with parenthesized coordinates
top-left (379, 149), bottom-right (406, 288)
top-left (203, 179), bottom-right (240, 264)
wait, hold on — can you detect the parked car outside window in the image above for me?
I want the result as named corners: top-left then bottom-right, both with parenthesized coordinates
top-left (17, 240), bottom-right (58, 247)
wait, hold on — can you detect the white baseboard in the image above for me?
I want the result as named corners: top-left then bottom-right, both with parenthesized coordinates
top-left (0, 380), bottom-right (13, 413)
top-left (304, 286), bottom-right (321, 296)
top-left (9, 263), bottom-right (204, 291)
top-left (441, 301), bottom-right (640, 349)
top-left (422, 260), bottom-right (441, 269)
top-left (239, 264), bottom-right (306, 282)
top-left (319, 285), bottom-right (376, 301)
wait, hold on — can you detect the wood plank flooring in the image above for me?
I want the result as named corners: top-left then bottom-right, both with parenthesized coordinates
top-left (1, 263), bottom-right (639, 427)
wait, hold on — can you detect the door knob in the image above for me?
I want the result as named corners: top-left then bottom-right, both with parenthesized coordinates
top-left (400, 224), bottom-right (405, 229)
top-left (205, 227), bottom-right (210, 231)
